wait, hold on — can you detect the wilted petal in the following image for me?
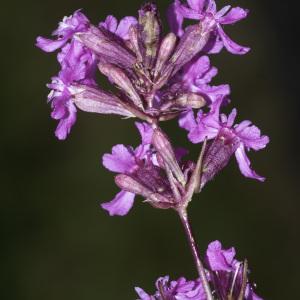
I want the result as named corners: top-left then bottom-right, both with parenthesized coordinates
top-left (218, 7), bottom-right (249, 25)
top-left (101, 190), bottom-right (135, 216)
top-left (235, 144), bottom-right (265, 181)
top-left (217, 25), bottom-right (250, 55)
top-left (102, 144), bottom-right (136, 173)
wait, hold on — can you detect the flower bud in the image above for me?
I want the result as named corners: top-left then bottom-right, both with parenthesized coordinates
top-left (70, 84), bottom-right (135, 117)
top-left (175, 93), bottom-right (206, 109)
top-left (115, 174), bottom-right (172, 205)
top-left (75, 25), bottom-right (136, 69)
top-left (138, 2), bottom-right (161, 68)
top-left (152, 128), bottom-right (185, 185)
top-left (154, 33), bottom-right (177, 79)
top-left (201, 129), bottom-right (240, 189)
top-left (98, 63), bottom-right (144, 110)
top-left (167, 23), bottom-right (210, 76)
top-left (128, 25), bottom-right (143, 62)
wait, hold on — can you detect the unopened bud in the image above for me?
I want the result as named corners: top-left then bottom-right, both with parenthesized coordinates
top-left (168, 23), bottom-right (210, 76)
top-left (98, 63), bottom-right (144, 110)
top-left (152, 128), bottom-right (185, 185)
top-left (201, 129), bottom-right (239, 189)
top-left (115, 174), bottom-right (172, 205)
top-left (154, 33), bottom-right (177, 79)
top-left (70, 84), bottom-right (135, 117)
top-left (128, 25), bottom-right (143, 62)
top-left (138, 2), bottom-right (161, 68)
top-left (175, 93), bottom-right (206, 109)
top-left (75, 26), bottom-right (135, 69)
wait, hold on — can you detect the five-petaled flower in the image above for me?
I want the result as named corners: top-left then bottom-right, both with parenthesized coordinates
top-left (168, 0), bottom-right (250, 54)
top-left (179, 96), bottom-right (269, 184)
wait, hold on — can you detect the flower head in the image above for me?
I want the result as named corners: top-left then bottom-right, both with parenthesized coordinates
top-left (135, 276), bottom-right (205, 300)
top-left (168, 0), bottom-right (250, 54)
top-left (179, 96), bottom-right (269, 185)
top-left (205, 241), bottom-right (263, 300)
top-left (37, 3), bottom-right (226, 141)
top-left (46, 39), bottom-right (97, 139)
top-left (135, 240), bottom-right (262, 300)
top-left (101, 122), bottom-right (190, 216)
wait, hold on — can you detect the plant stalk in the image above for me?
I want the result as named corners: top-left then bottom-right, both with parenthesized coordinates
top-left (177, 208), bottom-right (213, 300)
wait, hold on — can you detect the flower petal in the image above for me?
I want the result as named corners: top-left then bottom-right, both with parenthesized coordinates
top-left (54, 101), bottom-right (77, 140)
top-left (102, 144), bottom-right (136, 173)
top-left (218, 7), bottom-right (249, 25)
top-left (206, 240), bottom-right (236, 272)
top-left (36, 36), bottom-right (68, 52)
top-left (135, 122), bottom-right (153, 145)
top-left (135, 287), bottom-right (154, 300)
top-left (116, 16), bottom-right (138, 40)
top-left (101, 190), bottom-right (135, 216)
top-left (235, 144), bottom-right (265, 181)
top-left (99, 15), bottom-right (118, 32)
top-left (217, 25), bottom-right (250, 55)
top-left (187, 0), bottom-right (206, 12)
top-left (167, 0), bottom-right (185, 36)
top-left (235, 122), bottom-right (269, 151)
top-left (179, 109), bottom-right (197, 131)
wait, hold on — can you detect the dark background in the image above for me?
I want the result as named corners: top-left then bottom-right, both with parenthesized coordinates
top-left (1, 0), bottom-right (299, 299)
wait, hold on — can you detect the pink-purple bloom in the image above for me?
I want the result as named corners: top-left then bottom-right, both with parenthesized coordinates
top-left (168, 0), bottom-right (250, 55)
top-left (179, 96), bottom-right (269, 183)
top-left (172, 54), bottom-right (230, 104)
top-left (205, 241), bottom-right (262, 300)
top-left (45, 39), bottom-right (97, 140)
top-left (101, 122), bottom-right (191, 216)
top-left (101, 122), bottom-right (158, 216)
top-left (36, 10), bottom-right (90, 53)
top-left (136, 276), bottom-right (205, 300)
top-left (37, 2), bottom-right (267, 299)
top-left (136, 240), bottom-right (262, 300)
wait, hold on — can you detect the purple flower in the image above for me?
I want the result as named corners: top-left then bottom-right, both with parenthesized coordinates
top-left (101, 122), bottom-right (189, 216)
top-left (205, 241), bottom-right (263, 300)
top-left (179, 96), bottom-right (269, 182)
top-left (36, 10), bottom-right (90, 52)
top-left (173, 55), bottom-right (230, 104)
top-left (135, 276), bottom-right (206, 300)
top-left (46, 40), bottom-right (97, 140)
top-left (99, 15), bottom-right (138, 40)
top-left (135, 241), bottom-right (263, 300)
top-left (168, 0), bottom-right (250, 55)
top-left (101, 122), bottom-right (154, 216)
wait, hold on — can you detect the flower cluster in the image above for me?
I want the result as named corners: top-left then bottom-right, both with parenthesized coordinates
top-left (37, 1), bottom-right (268, 299)
top-left (136, 241), bottom-right (262, 300)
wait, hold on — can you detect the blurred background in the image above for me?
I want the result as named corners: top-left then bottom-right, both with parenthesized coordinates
top-left (1, 0), bottom-right (299, 299)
